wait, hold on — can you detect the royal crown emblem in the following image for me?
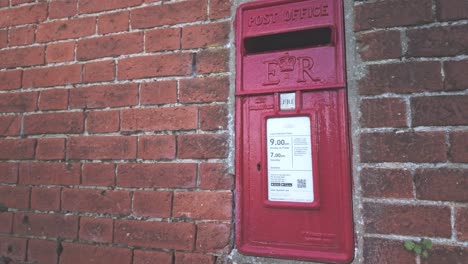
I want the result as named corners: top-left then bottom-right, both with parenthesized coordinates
top-left (278, 53), bottom-right (296, 72)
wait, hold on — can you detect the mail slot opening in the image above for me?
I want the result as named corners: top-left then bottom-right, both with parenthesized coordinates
top-left (244, 27), bottom-right (332, 54)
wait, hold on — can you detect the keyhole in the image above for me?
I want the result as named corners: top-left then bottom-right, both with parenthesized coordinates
top-left (257, 163), bottom-right (261, 171)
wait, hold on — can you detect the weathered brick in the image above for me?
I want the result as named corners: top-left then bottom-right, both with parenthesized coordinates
top-left (0, 70), bottom-right (21, 91)
top-left (361, 168), bottom-right (413, 198)
top-left (0, 29), bottom-right (6, 48)
top-left (0, 46), bottom-right (44, 69)
top-left (83, 60), bottom-right (115, 83)
top-left (0, 2), bottom-right (47, 28)
top-left (24, 112), bottom-right (84, 135)
top-left (0, 92), bottom-right (38, 113)
top-left (196, 49), bottom-right (229, 74)
top-left (0, 0), bottom-right (7, 8)
top-left (437, 0), bottom-right (468, 21)
top-left (60, 243), bottom-right (132, 264)
top-left (38, 89), bottom-right (69, 111)
top-left (49, 0), bottom-right (77, 19)
top-left (117, 163), bottom-right (197, 188)
top-left (118, 53), bottom-right (192, 80)
top-left (145, 28), bottom-right (180, 52)
top-left (30, 187), bottom-right (61, 211)
top-left (121, 106), bottom-right (197, 132)
top-left (68, 136), bottom-right (137, 160)
top-left (424, 245), bottom-right (468, 264)
top-left (360, 98), bottom-right (407, 128)
top-left (199, 104), bottom-right (228, 131)
top-left (415, 168), bottom-right (468, 202)
top-left (354, 0), bottom-right (433, 31)
top-left (363, 203), bottom-right (451, 237)
top-left (14, 213), bottom-right (78, 239)
top-left (62, 188), bottom-right (131, 214)
top-left (78, 0), bottom-right (143, 14)
top-left (36, 138), bottom-right (66, 160)
top-left (449, 131), bottom-right (468, 163)
top-left (0, 212), bottom-right (12, 233)
top-left (37, 17), bottom-right (96, 42)
top-left (179, 76), bottom-right (229, 103)
top-left (98, 11), bottom-right (129, 34)
top-left (82, 163), bottom-right (115, 187)
top-left (70, 84), bottom-right (138, 109)
top-left (134, 250), bottom-right (172, 264)
top-left (0, 237), bottom-right (27, 262)
top-left (79, 217), bottom-right (113, 243)
top-left (131, 0), bottom-right (207, 29)
top-left (360, 132), bottom-right (447, 163)
top-left (0, 163), bottom-right (18, 184)
top-left (0, 115), bottom-right (21, 136)
top-left (138, 135), bottom-right (175, 160)
top-left (411, 95), bottom-right (468, 126)
top-left (86, 110), bottom-right (120, 133)
top-left (356, 30), bottom-right (401, 61)
top-left (456, 208), bottom-right (468, 241)
top-left (114, 220), bottom-right (195, 250)
top-left (175, 252), bottom-right (215, 264)
top-left (182, 22), bottom-right (230, 49)
top-left (407, 24), bottom-right (468, 57)
top-left (23, 64), bottom-right (82, 88)
top-left (173, 192), bottom-right (232, 220)
top-left (9, 25), bottom-right (35, 46)
top-left (199, 163), bottom-right (233, 190)
top-left (77, 32), bottom-right (143, 61)
top-left (133, 191), bottom-right (172, 218)
top-left (46, 41), bottom-right (75, 63)
top-left (19, 162), bottom-right (80, 185)
top-left (196, 223), bottom-right (231, 253)
top-left (28, 239), bottom-right (58, 264)
top-left (444, 60), bottom-right (468, 91)
top-left (140, 80), bottom-right (177, 105)
top-left (0, 139), bottom-right (36, 160)
top-left (209, 0), bottom-right (231, 19)
top-left (359, 62), bottom-right (442, 95)
top-left (363, 237), bottom-right (415, 264)
top-left (11, 0), bottom-right (34, 5)
top-left (0, 186), bottom-right (29, 209)
top-left (178, 134), bottom-right (229, 159)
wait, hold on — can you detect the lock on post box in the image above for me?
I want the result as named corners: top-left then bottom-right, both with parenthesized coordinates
top-left (235, 0), bottom-right (354, 263)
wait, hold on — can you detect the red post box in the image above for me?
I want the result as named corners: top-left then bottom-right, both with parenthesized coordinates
top-left (235, 0), bottom-right (354, 262)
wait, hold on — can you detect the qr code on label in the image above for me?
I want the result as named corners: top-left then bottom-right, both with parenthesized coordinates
top-left (297, 179), bottom-right (306, 188)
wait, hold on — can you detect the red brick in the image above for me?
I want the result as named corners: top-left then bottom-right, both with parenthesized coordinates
top-left (363, 203), bottom-right (451, 237)
top-left (138, 135), bottom-right (175, 160)
top-left (46, 41), bottom-right (75, 63)
top-left (38, 89), bottom-right (69, 111)
top-left (28, 239), bottom-right (58, 264)
top-left (0, 92), bottom-right (37, 113)
top-left (145, 28), bottom-right (180, 52)
top-left (83, 60), bottom-right (115, 83)
top-left (361, 168), bottom-right (413, 198)
top-left (0, 186), bottom-right (29, 209)
top-left (70, 84), bottom-right (138, 109)
top-left (49, 0), bottom-right (78, 19)
top-left (134, 250), bottom-right (172, 264)
top-left (196, 223), bottom-right (231, 253)
top-left (14, 213), bottom-right (78, 239)
top-left (114, 220), bottom-right (195, 250)
top-left (199, 104), bottom-right (228, 130)
top-left (437, 0), bottom-right (468, 21)
top-left (178, 134), bottom-right (229, 159)
top-left (68, 136), bottom-right (137, 160)
top-left (87, 110), bottom-right (120, 133)
top-left (411, 95), bottom-right (468, 126)
top-left (19, 162), bottom-right (80, 185)
top-left (30, 187), bottom-right (61, 211)
top-left (11, 0), bottom-right (34, 5)
top-left (118, 53), bottom-right (192, 80)
top-left (0, 115), bottom-right (21, 136)
top-left (60, 243), bottom-right (132, 264)
top-left (357, 30), bottom-right (401, 61)
top-left (0, 237), bottom-right (27, 262)
top-left (23, 64), bottom-right (82, 88)
top-left (0, 212), bottom-right (12, 233)
top-left (62, 189), bottom-right (131, 214)
top-left (0, 29), bottom-right (7, 48)
top-left (79, 217), bottom-right (113, 243)
top-left (450, 131), bottom-right (468, 163)
top-left (407, 24), bottom-right (468, 57)
top-left (131, 0), bottom-right (206, 29)
top-left (415, 168), bottom-right (468, 202)
top-left (182, 22), bottom-right (229, 49)
top-left (0, 3), bottom-right (47, 28)
top-left (360, 132), bottom-right (447, 163)
top-left (82, 163), bottom-right (115, 187)
top-left (121, 106), bottom-right (197, 132)
top-left (36, 138), bottom-right (66, 160)
top-left (196, 49), bottom-right (229, 74)
top-left (0, 0), bottom-right (7, 8)
top-left (445, 60), bottom-right (468, 91)
top-left (175, 252), bottom-right (215, 264)
top-left (78, 0), bottom-right (143, 14)
top-left (37, 17), bottom-right (96, 42)
top-left (117, 163), bottom-right (197, 188)
top-left (9, 25), bottom-right (35, 46)
top-left (354, 0), bottom-right (433, 31)
top-left (98, 11), bottom-right (129, 34)
top-left (0, 139), bottom-right (36, 160)
top-left (24, 112), bottom-right (84, 135)
top-left (456, 208), bottom-right (468, 241)
top-left (209, 0), bottom-right (231, 19)
top-left (180, 76), bottom-right (229, 103)
top-left (359, 62), bottom-right (442, 95)
top-left (173, 191), bottom-right (232, 220)
top-left (0, 70), bottom-right (21, 91)
top-left (0, 163), bottom-right (18, 184)
top-left (363, 237), bottom-right (415, 264)
top-left (0, 46), bottom-right (44, 69)
top-left (140, 80), bottom-right (177, 105)
top-left (424, 245), bottom-right (468, 264)
top-left (133, 191), bottom-right (172, 218)
top-left (361, 98), bottom-right (407, 128)
top-left (199, 163), bottom-right (233, 190)
top-left (77, 32), bottom-right (143, 61)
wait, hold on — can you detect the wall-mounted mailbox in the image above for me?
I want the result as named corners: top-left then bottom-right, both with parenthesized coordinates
top-left (235, 0), bottom-right (354, 262)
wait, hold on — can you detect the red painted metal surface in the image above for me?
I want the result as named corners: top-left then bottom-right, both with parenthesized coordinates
top-left (235, 0), bottom-right (354, 262)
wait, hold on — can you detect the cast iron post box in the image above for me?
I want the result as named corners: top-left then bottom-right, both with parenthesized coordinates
top-left (235, 0), bottom-right (354, 262)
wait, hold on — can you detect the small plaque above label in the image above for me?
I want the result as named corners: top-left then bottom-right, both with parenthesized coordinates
top-left (280, 93), bottom-right (295, 110)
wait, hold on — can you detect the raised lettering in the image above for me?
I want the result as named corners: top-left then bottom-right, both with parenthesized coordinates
top-left (297, 57), bottom-right (320, 83)
top-left (263, 61), bottom-right (281, 86)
